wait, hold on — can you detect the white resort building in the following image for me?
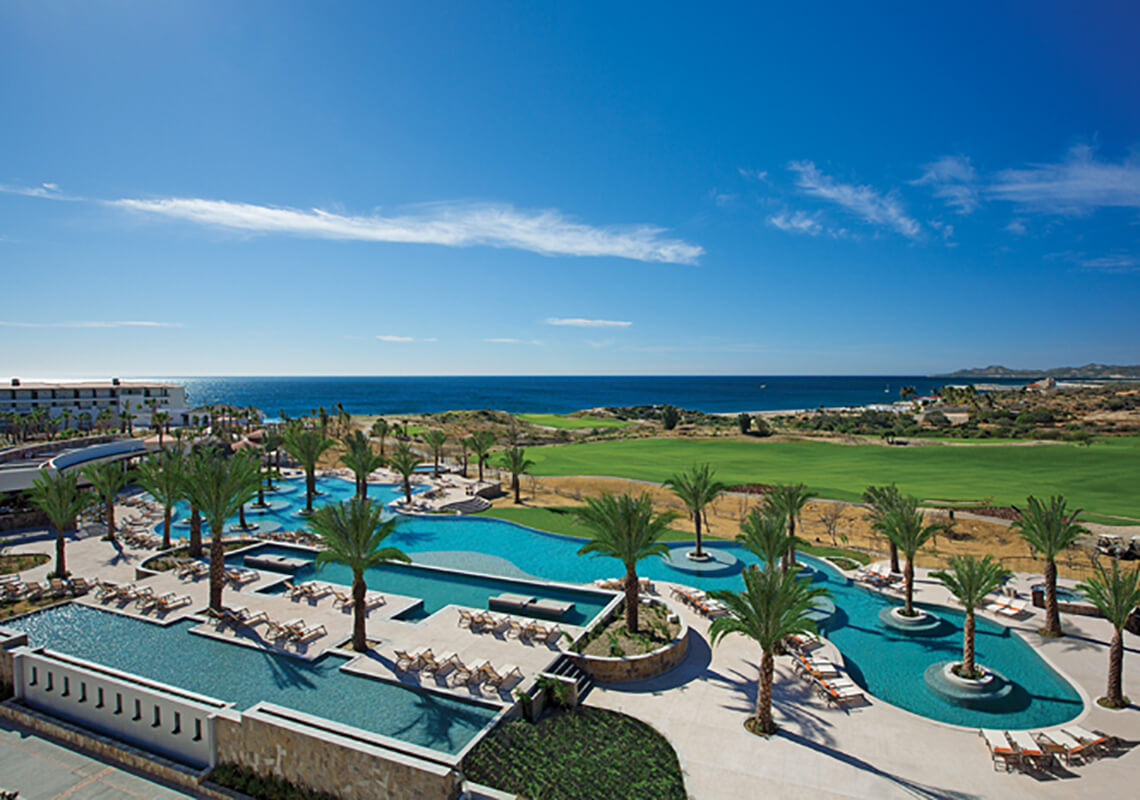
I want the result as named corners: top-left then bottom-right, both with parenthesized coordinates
top-left (1, 378), bottom-right (188, 427)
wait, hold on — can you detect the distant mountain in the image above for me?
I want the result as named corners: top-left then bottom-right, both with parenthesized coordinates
top-left (932, 363), bottom-right (1140, 380)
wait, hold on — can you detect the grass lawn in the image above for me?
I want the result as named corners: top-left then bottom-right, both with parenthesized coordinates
top-left (463, 707), bottom-right (686, 800)
top-left (480, 505), bottom-right (694, 542)
top-left (525, 436), bottom-right (1140, 519)
top-left (517, 413), bottom-right (632, 430)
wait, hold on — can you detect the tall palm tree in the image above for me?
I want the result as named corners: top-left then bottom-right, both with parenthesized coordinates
top-left (736, 508), bottom-right (791, 572)
top-left (708, 567), bottom-right (831, 735)
top-left (152, 410), bottom-right (171, 444)
top-left (458, 436), bottom-right (472, 477)
top-left (387, 442), bottom-right (422, 504)
top-left (880, 495), bottom-right (941, 616)
top-left (134, 449), bottom-right (185, 550)
top-left (499, 446), bottom-right (535, 504)
top-left (574, 493), bottom-right (677, 632)
top-left (931, 555), bottom-right (1010, 678)
top-left (421, 429), bottom-right (448, 478)
top-left (763, 484), bottom-right (811, 574)
top-left (665, 463), bottom-right (728, 560)
top-left (307, 498), bottom-right (410, 652)
top-left (469, 430), bottom-right (496, 482)
top-left (370, 418), bottom-right (390, 457)
top-left (261, 428), bottom-right (282, 490)
top-left (863, 483), bottom-right (904, 573)
top-left (1011, 495), bottom-right (1088, 636)
top-left (282, 424), bottom-right (336, 513)
top-left (1077, 561), bottom-right (1140, 709)
top-left (81, 461), bottom-right (130, 544)
top-left (340, 430), bottom-right (386, 500)
top-left (28, 470), bottom-right (89, 578)
top-left (182, 450), bottom-right (261, 611)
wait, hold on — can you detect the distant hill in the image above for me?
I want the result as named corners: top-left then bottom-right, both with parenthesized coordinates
top-left (932, 363), bottom-right (1140, 380)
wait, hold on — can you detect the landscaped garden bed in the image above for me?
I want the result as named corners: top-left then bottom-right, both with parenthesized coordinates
top-left (573, 600), bottom-right (679, 657)
top-left (463, 706), bottom-right (686, 800)
top-left (0, 552), bottom-right (49, 574)
top-left (207, 763), bottom-right (338, 800)
top-left (142, 539), bottom-right (260, 572)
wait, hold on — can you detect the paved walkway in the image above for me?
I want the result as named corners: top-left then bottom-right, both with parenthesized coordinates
top-left (0, 718), bottom-right (195, 800)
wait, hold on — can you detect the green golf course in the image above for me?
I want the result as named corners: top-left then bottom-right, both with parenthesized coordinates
top-left (516, 413), bottom-right (631, 430)
top-left (525, 436), bottom-right (1140, 520)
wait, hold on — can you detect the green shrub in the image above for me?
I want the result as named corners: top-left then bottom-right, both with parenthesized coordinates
top-left (661, 405), bottom-right (679, 430)
top-left (208, 763), bottom-right (338, 800)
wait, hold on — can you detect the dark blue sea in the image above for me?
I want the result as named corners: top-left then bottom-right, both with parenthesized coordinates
top-left (139, 376), bottom-right (1025, 418)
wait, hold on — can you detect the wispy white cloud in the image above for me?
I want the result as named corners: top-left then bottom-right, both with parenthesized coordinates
top-left (108, 195), bottom-right (703, 264)
top-left (484, 337), bottom-right (542, 345)
top-left (738, 168), bottom-right (769, 182)
top-left (0, 182), bottom-right (78, 201)
top-left (768, 210), bottom-right (823, 236)
top-left (586, 339), bottom-right (615, 349)
top-left (928, 219), bottom-right (956, 246)
top-left (376, 335), bottom-right (437, 343)
top-left (1078, 253), bottom-right (1140, 273)
top-left (544, 317), bottom-right (632, 328)
top-left (1004, 218), bottom-right (1028, 235)
top-left (788, 161), bottom-right (922, 239)
top-left (988, 144), bottom-right (1140, 214)
top-left (912, 155), bottom-right (979, 214)
top-left (0, 320), bottom-right (181, 328)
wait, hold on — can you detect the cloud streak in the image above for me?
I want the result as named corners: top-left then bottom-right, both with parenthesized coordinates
top-left (768, 210), bottom-right (823, 236)
top-left (912, 155), bottom-right (980, 214)
top-left (544, 317), bottom-right (632, 328)
top-left (988, 144), bottom-right (1140, 214)
top-left (484, 337), bottom-right (542, 345)
top-left (0, 320), bottom-right (181, 328)
top-left (109, 196), bottom-right (703, 264)
top-left (788, 162), bottom-right (921, 239)
top-left (376, 335), bottom-right (437, 343)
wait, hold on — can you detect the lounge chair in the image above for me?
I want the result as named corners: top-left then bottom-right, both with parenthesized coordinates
top-left (996, 598), bottom-right (1030, 618)
top-left (157, 593), bottom-right (192, 611)
top-left (532, 623), bottom-right (563, 644)
top-left (282, 580), bottom-right (304, 598)
top-left (1034, 731), bottom-right (1080, 766)
top-left (486, 664), bottom-right (523, 690)
top-left (330, 587), bottom-right (352, 607)
top-left (264, 619), bottom-right (291, 639)
top-left (449, 659), bottom-right (477, 685)
top-left (48, 578), bottom-right (69, 598)
top-left (22, 581), bottom-right (47, 601)
top-left (299, 581), bottom-right (331, 599)
top-left (1062, 725), bottom-right (1111, 755)
top-left (1007, 729), bottom-right (1053, 770)
top-left (482, 613), bottom-right (510, 633)
top-left (506, 618), bottom-right (527, 638)
top-left (982, 729), bottom-right (1019, 772)
top-left (395, 647), bottom-right (432, 671)
top-left (457, 608), bottom-right (478, 627)
top-left (291, 622), bottom-right (327, 643)
top-left (422, 651), bottom-right (459, 674)
top-left (816, 678), bottom-right (864, 706)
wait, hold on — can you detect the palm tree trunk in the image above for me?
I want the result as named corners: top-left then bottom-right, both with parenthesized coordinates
top-left (239, 504), bottom-right (247, 530)
top-left (624, 566), bottom-right (640, 633)
top-left (904, 559), bottom-right (915, 615)
top-left (162, 507), bottom-right (172, 550)
top-left (756, 648), bottom-right (776, 733)
top-left (889, 542), bottom-right (900, 574)
top-left (694, 510), bottom-right (704, 558)
top-left (787, 516), bottom-right (797, 570)
top-left (478, 458), bottom-right (484, 482)
top-left (1044, 558), bottom-right (1061, 636)
top-left (353, 572), bottom-right (367, 652)
top-left (105, 500), bottom-right (117, 543)
top-left (403, 478), bottom-right (411, 504)
top-left (208, 527), bottom-right (225, 612)
top-left (189, 506), bottom-right (202, 558)
top-left (513, 475), bottom-right (520, 503)
top-left (306, 468), bottom-right (315, 512)
top-left (54, 527), bottom-right (66, 577)
top-left (433, 455), bottom-right (439, 479)
top-left (1107, 627), bottom-right (1124, 707)
top-left (963, 609), bottom-right (975, 675)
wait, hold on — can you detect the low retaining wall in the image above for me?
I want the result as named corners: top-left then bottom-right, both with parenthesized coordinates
top-left (570, 598), bottom-right (690, 683)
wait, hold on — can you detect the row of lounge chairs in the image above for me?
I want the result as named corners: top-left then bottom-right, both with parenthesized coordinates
top-left (982, 726), bottom-right (1116, 772)
top-left (282, 580), bottom-right (386, 610)
top-left (212, 606), bottom-right (327, 643)
top-left (94, 580), bottom-right (191, 613)
top-left (670, 586), bottom-right (729, 618)
top-left (982, 593), bottom-right (1030, 618)
top-left (0, 576), bottom-right (93, 602)
top-left (854, 563), bottom-right (904, 589)
top-left (593, 576), bottom-right (654, 593)
top-left (786, 634), bottom-right (866, 706)
top-left (394, 647), bottom-right (523, 689)
top-left (456, 608), bottom-right (563, 643)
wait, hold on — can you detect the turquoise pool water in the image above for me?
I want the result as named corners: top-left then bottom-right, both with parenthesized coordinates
top-left (6, 604), bottom-right (497, 755)
top-left (240, 545), bottom-right (610, 627)
top-left (374, 516), bottom-right (1083, 729)
top-left (149, 476), bottom-right (413, 539)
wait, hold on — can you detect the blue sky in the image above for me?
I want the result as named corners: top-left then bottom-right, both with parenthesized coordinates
top-left (1, 1), bottom-right (1138, 377)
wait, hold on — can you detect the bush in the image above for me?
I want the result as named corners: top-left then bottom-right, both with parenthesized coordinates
top-left (208, 764), bottom-right (338, 800)
top-left (752, 416), bottom-right (771, 437)
top-left (924, 410), bottom-right (951, 428)
top-left (661, 405), bottom-right (679, 430)
top-left (737, 413), bottom-right (751, 434)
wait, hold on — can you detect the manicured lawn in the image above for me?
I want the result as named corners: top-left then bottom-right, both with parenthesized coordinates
top-left (525, 437), bottom-right (1140, 519)
top-left (463, 707), bottom-right (686, 800)
top-left (517, 413), bottom-right (631, 430)
top-left (480, 505), bottom-right (694, 542)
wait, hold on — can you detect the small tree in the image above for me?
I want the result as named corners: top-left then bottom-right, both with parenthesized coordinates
top-left (340, 430), bottom-right (386, 500)
top-left (664, 463), bottom-right (727, 559)
top-left (737, 413), bottom-right (751, 434)
top-left (736, 508), bottom-right (791, 571)
top-left (469, 430), bottom-right (496, 482)
top-left (387, 442), bottom-right (422, 504)
top-left (661, 405), bottom-right (680, 431)
top-left (134, 449), bottom-right (185, 550)
top-left (820, 503), bottom-right (846, 548)
top-left (28, 470), bottom-right (88, 577)
top-left (370, 418), bottom-right (390, 457)
top-left (752, 416), bottom-right (771, 437)
top-left (282, 424), bottom-right (337, 513)
top-left (499, 446), bottom-right (535, 504)
top-left (763, 484), bottom-right (811, 573)
top-left (422, 429), bottom-right (448, 478)
top-left (931, 555), bottom-right (1011, 679)
top-left (1011, 495), bottom-right (1088, 637)
top-left (880, 496), bottom-right (941, 616)
top-left (1077, 561), bottom-right (1140, 709)
top-left (863, 483), bottom-right (904, 573)
top-left (81, 461), bottom-right (130, 544)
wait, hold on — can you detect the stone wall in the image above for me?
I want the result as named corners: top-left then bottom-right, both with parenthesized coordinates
top-left (214, 708), bottom-right (462, 800)
top-left (570, 598), bottom-right (691, 683)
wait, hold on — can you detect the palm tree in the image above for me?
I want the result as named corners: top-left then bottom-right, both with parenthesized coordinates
top-left (863, 483), bottom-right (904, 574)
top-left (261, 428), bottom-right (282, 490)
top-left (736, 508), bottom-right (791, 571)
top-left (763, 484), bottom-right (811, 574)
top-left (340, 430), bottom-right (386, 500)
top-left (458, 436), bottom-right (472, 477)
top-left (421, 429), bottom-right (449, 478)
top-left (182, 450), bottom-right (261, 611)
top-left (1011, 495), bottom-right (1089, 636)
top-left (81, 461), bottom-right (130, 544)
top-left (152, 410), bottom-right (171, 444)
top-left (665, 463), bottom-right (728, 560)
top-left (469, 430), bottom-right (496, 482)
top-left (931, 555), bottom-right (1011, 678)
top-left (499, 446), bottom-right (535, 504)
top-left (28, 470), bottom-right (89, 577)
top-left (387, 442), bottom-right (422, 504)
top-left (1077, 561), bottom-right (1140, 708)
top-left (574, 493), bottom-right (678, 632)
top-left (282, 424), bottom-right (336, 513)
top-left (880, 495), bottom-right (941, 616)
top-left (307, 498), bottom-right (410, 652)
top-left (708, 566), bottom-right (831, 735)
top-left (134, 449), bottom-right (185, 550)
top-left (370, 418), bottom-right (390, 457)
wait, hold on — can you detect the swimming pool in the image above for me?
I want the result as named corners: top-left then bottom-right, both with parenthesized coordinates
top-left (237, 544), bottom-right (612, 626)
top-left (6, 604), bottom-right (498, 755)
top-left (374, 516), bottom-right (1084, 730)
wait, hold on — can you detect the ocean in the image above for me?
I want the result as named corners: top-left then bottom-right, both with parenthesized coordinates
top-left (142, 375), bottom-right (1027, 418)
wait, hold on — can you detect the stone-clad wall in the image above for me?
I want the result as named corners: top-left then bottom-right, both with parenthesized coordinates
top-left (0, 629), bottom-right (28, 696)
top-left (214, 711), bottom-right (462, 800)
top-left (572, 627), bottom-right (690, 682)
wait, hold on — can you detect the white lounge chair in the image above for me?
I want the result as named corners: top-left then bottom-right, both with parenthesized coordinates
top-left (981, 729), bottom-right (1019, 772)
